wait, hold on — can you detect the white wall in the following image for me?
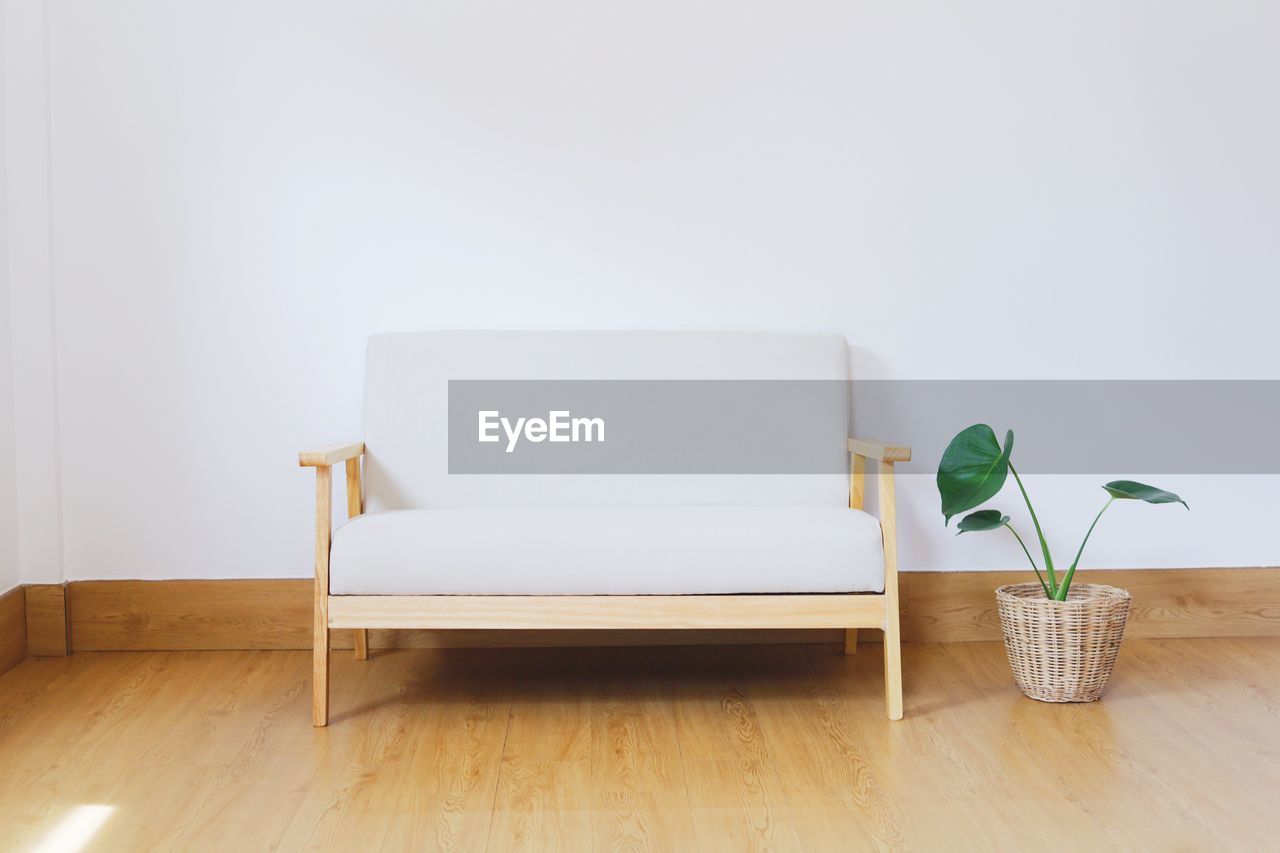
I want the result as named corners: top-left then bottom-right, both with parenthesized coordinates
top-left (0, 260), bottom-right (17, 594)
top-left (7, 0), bottom-right (1280, 581)
top-left (3, 0), bottom-right (61, 587)
top-left (0, 4), bottom-right (19, 594)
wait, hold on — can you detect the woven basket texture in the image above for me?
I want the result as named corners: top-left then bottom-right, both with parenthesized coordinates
top-left (995, 582), bottom-right (1131, 703)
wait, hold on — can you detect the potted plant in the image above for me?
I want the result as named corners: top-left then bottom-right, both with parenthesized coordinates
top-left (937, 424), bottom-right (1188, 702)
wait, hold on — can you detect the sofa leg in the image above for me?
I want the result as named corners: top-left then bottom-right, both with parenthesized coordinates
top-left (313, 624), bottom-right (330, 727)
top-left (844, 628), bottom-right (858, 655)
top-left (883, 624), bottom-right (903, 720)
top-left (354, 629), bottom-right (369, 661)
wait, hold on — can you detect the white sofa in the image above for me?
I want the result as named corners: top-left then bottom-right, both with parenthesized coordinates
top-left (300, 331), bottom-right (909, 724)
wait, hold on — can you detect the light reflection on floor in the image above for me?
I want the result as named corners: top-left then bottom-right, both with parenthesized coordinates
top-left (28, 805), bottom-right (115, 853)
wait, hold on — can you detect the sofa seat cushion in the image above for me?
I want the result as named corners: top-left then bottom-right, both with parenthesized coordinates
top-left (329, 506), bottom-right (885, 595)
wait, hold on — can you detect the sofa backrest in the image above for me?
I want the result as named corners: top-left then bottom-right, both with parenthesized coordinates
top-left (363, 330), bottom-right (849, 510)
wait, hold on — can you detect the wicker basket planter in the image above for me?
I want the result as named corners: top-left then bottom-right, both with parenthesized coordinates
top-left (995, 582), bottom-right (1132, 703)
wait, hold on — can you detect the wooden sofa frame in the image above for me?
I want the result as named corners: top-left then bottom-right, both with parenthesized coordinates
top-left (300, 437), bottom-right (910, 725)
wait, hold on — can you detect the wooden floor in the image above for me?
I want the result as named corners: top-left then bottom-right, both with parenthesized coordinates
top-left (2, 638), bottom-right (1278, 851)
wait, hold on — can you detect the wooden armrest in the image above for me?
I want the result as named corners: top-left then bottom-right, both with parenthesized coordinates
top-left (848, 438), bottom-right (912, 463)
top-left (299, 441), bottom-right (365, 467)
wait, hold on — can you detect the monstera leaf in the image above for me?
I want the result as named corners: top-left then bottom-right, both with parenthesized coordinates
top-left (938, 425), bottom-right (1015, 525)
top-left (937, 424), bottom-right (1193, 601)
top-left (1103, 480), bottom-right (1189, 508)
top-left (956, 509), bottom-right (1010, 533)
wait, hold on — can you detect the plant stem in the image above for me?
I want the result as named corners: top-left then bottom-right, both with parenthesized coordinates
top-left (1054, 497), bottom-right (1115, 601)
top-left (1003, 522), bottom-right (1050, 597)
top-left (1009, 462), bottom-right (1056, 595)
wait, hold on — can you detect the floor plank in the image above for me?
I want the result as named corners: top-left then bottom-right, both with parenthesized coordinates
top-left (2, 639), bottom-right (1279, 851)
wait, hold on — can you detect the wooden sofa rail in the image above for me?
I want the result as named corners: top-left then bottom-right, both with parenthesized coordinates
top-left (328, 593), bottom-right (888, 631)
top-left (298, 441), bottom-right (364, 467)
top-left (846, 438), bottom-right (912, 462)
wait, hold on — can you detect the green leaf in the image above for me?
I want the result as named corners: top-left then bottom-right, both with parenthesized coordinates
top-left (1102, 480), bottom-right (1189, 509)
top-left (956, 509), bottom-right (1010, 533)
top-left (937, 425), bottom-right (1015, 525)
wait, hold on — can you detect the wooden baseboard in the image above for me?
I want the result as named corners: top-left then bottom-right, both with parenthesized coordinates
top-left (65, 579), bottom-right (838, 651)
top-left (68, 580), bottom-right (314, 652)
top-left (0, 586), bottom-right (27, 675)
top-left (25, 584), bottom-right (69, 656)
top-left (901, 568), bottom-right (1280, 642)
top-left (59, 568), bottom-right (1280, 652)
